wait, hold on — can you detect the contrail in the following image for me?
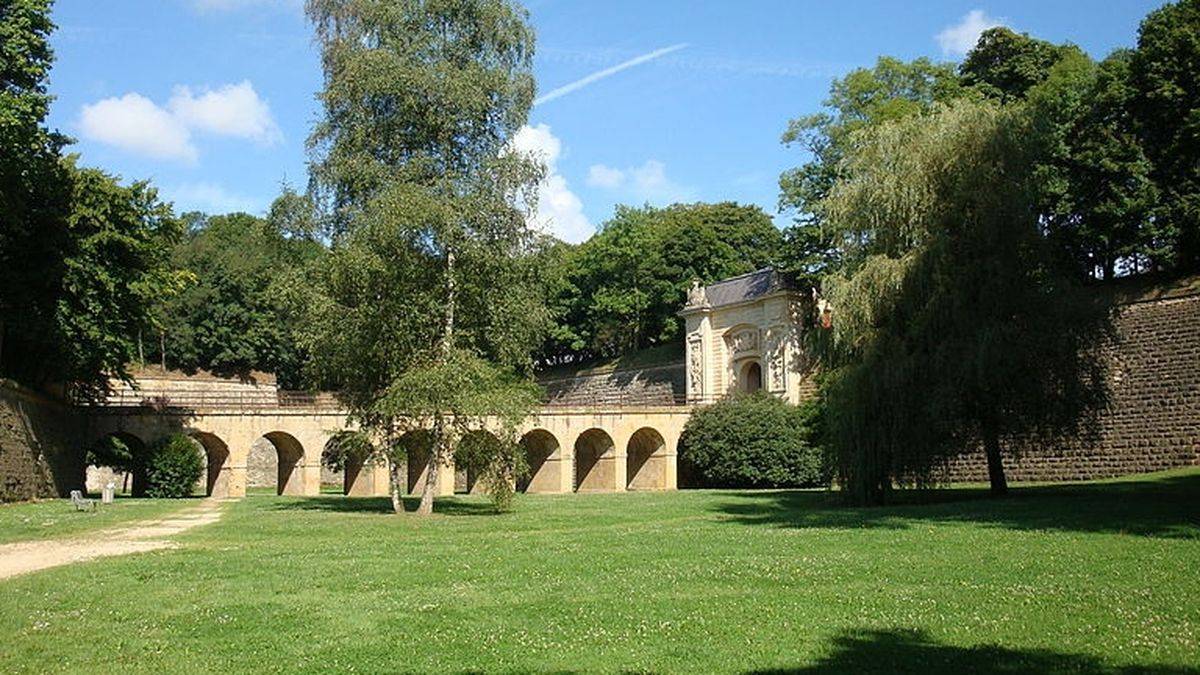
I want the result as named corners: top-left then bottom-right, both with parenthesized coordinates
top-left (534, 43), bottom-right (688, 106)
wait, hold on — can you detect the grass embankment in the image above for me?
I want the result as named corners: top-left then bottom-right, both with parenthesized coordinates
top-left (0, 470), bottom-right (1197, 673)
top-left (0, 497), bottom-right (193, 545)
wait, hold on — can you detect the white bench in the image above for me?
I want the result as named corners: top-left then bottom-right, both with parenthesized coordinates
top-left (70, 490), bottom-right (96, 511)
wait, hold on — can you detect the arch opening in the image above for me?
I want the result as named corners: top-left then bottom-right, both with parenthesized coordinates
top-left (518, 429), bottom-right (560, 493)
top-left (401, 430), bottom-right (434, 495)
top-left (250, 431), bottom-right (305, 495)
top-left (86, 432), bottom-right (146, 496)
top-left (626, 427), bottom-right (667, 491)
top-left (190, 432), bottom-right (231, 498)
top-left (323, 432), bottom-right (373, 496)
top-left (574, 428), bottom-right (615, 493)
top-left (455, 429), bottom-right (503, 495)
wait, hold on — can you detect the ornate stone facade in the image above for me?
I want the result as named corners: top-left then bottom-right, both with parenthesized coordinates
top-left (679, 269), bottom-right (811, 404)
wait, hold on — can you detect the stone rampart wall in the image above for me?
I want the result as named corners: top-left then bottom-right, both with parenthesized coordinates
top-left (0, 381), bottom-right (83, 501)
top-left (948, 291), bottom-right (1200, 482)
top-left (539, 363), bottom-right (685, 407)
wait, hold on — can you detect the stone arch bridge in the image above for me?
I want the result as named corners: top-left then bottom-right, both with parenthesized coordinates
top-left (87, 389), bottom-right (691, 499)
top-left (84, 269), bottom-right (813, 499)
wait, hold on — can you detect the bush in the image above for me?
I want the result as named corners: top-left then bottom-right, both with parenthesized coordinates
top-left (144, 434), bottom-right (205, 498)
top-left (679, 392), bottom-right (828, 488)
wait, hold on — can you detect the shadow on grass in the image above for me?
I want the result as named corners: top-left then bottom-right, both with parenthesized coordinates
top-left (266, 495), bottom-right (502, 516)
top-left (713, 472), bottom-right (1200, 539)
top-left (749, 628), bottom-right (1198, 674)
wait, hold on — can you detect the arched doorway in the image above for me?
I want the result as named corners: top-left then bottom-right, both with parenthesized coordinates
top-left (86, 432), bottom-right (146, 496)
top-left (574, 428), bottom-right (615, 492)
top-left (190, 432), bottom-right (231, 498)
top-left (739, 360), bottom-right (763, 393)
top-left (518, 429), bottom-right (560, 493)
top-left (626, 427), bottom-right (667, 491)
top-left (249, 431), bottom-right (305, 495)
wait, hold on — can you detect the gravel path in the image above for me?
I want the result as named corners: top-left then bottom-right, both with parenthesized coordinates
top-left (0, 499), bottom-right (225, 581)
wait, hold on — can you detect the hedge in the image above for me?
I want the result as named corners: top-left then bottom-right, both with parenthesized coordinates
top-left (679, 392), bottom-right (828, 488)
top-left (144, 434), bottom-right (205, 498)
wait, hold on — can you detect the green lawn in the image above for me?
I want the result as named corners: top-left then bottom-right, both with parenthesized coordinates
top-left (1, 470), bottom-right (1198, 673)
top-left (0, 496), bottom-right (193, 545)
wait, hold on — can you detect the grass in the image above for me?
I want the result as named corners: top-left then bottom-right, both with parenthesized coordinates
top-left (0, 470), bottom-right (1198, 673)
top-left (0, 496), bottom-right (193, 545)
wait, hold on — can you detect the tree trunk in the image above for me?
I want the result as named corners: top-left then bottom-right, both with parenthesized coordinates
top-left (983, 426), bottom-right (1008, 496)
top-left (417, 415), bottom-right (444, 515)
top-left (388, 456), bottom-right (405, 514)
top-left (441, 246), bottom-right (456, 357)
top-left (415, 246), bottom-right (458, 516)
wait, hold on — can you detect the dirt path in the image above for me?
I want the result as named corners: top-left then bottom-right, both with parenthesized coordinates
top-left (0, 499), bottom-right (225, 581)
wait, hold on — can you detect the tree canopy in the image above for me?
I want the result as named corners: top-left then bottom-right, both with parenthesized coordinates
top-left (541, 201), bottom-right (783, 364)
top-left (1131, 0), bottom-right (1200, 270)
top-left (960, 26), bottom-right (1082, 101)
top-left (149, 208), bottom-right (323, 387)
top-left (781, 10), bottom-right (1200, 287)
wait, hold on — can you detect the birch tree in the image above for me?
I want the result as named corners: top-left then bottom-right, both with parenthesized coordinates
top-left (303, 0), bottom-right (547, 514)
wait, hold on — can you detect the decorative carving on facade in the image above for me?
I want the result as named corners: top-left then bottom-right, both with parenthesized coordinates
top-left (687, 336), bottom-right (704, 397)
top-left (727, 328), bottom-right (759, 357)
top-left (766, 326), bottom-right (787, 391)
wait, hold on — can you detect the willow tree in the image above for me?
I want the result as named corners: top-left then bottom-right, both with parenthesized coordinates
top-left (816, 100), bottom-right (1111, 504)
top-left (303, 0), bottom-right (547, 514)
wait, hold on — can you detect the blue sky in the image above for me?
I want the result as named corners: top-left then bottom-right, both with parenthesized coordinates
top-left (47, 0), bottom-right (1163, 243)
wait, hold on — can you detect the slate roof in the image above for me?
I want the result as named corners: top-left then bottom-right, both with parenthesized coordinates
top-left (701, 268), bottom-right (798, 308)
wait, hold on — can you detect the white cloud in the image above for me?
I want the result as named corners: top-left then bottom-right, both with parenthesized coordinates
top-left (585, 159), bottom-right (694, 205)
top-left (79, 93), bottom-right (197, 163)
top-left (586, 164), bottom-right (625, 189)
top-left (936, 9), bottom-right (1006, 57)
top-left (79, 81), bottom-right (281, 163)
top-left (510, 124), bottom-right (593, 244)
top-left (168, 81), bottom-right (282, 146)
top-left (166, 182), bottom-right (265, 215)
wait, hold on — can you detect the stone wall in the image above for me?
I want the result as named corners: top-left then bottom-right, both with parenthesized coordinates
top-left (0, 381), bottom-right (84, 501)
top-left (948, 287), bottom-right (1200, 482)
top-left (540, 363), bottom-right (685, 407)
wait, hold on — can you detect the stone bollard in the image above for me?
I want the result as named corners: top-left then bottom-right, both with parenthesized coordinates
top-left (102, 481), bottom-right (115, 505)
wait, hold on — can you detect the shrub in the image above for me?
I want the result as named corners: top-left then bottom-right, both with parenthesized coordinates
top-left (679, 392), bottom-right (828, 488)
top-left (144, 434), bottom-right (205, 498)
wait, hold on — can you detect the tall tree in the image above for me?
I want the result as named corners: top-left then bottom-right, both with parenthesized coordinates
top-left (2, 0), bottom-right (185, 396)
top-left (817, 101), bottom-right (1110, 504)
top-left (1131, 0), bottom-right (1200, 271)
top-left (304, 0), bottom-right (546, 514)
top-left (50, 160), bottom-right (189, 398)
top-left (778, 57), bottom-right (964, 279)
top-left (0, 0), bottom-right (70, 381)
top-left (1026, 50), bottom-right (1162, 279)
top-left (961, 27), bottom-right (1082, 101)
